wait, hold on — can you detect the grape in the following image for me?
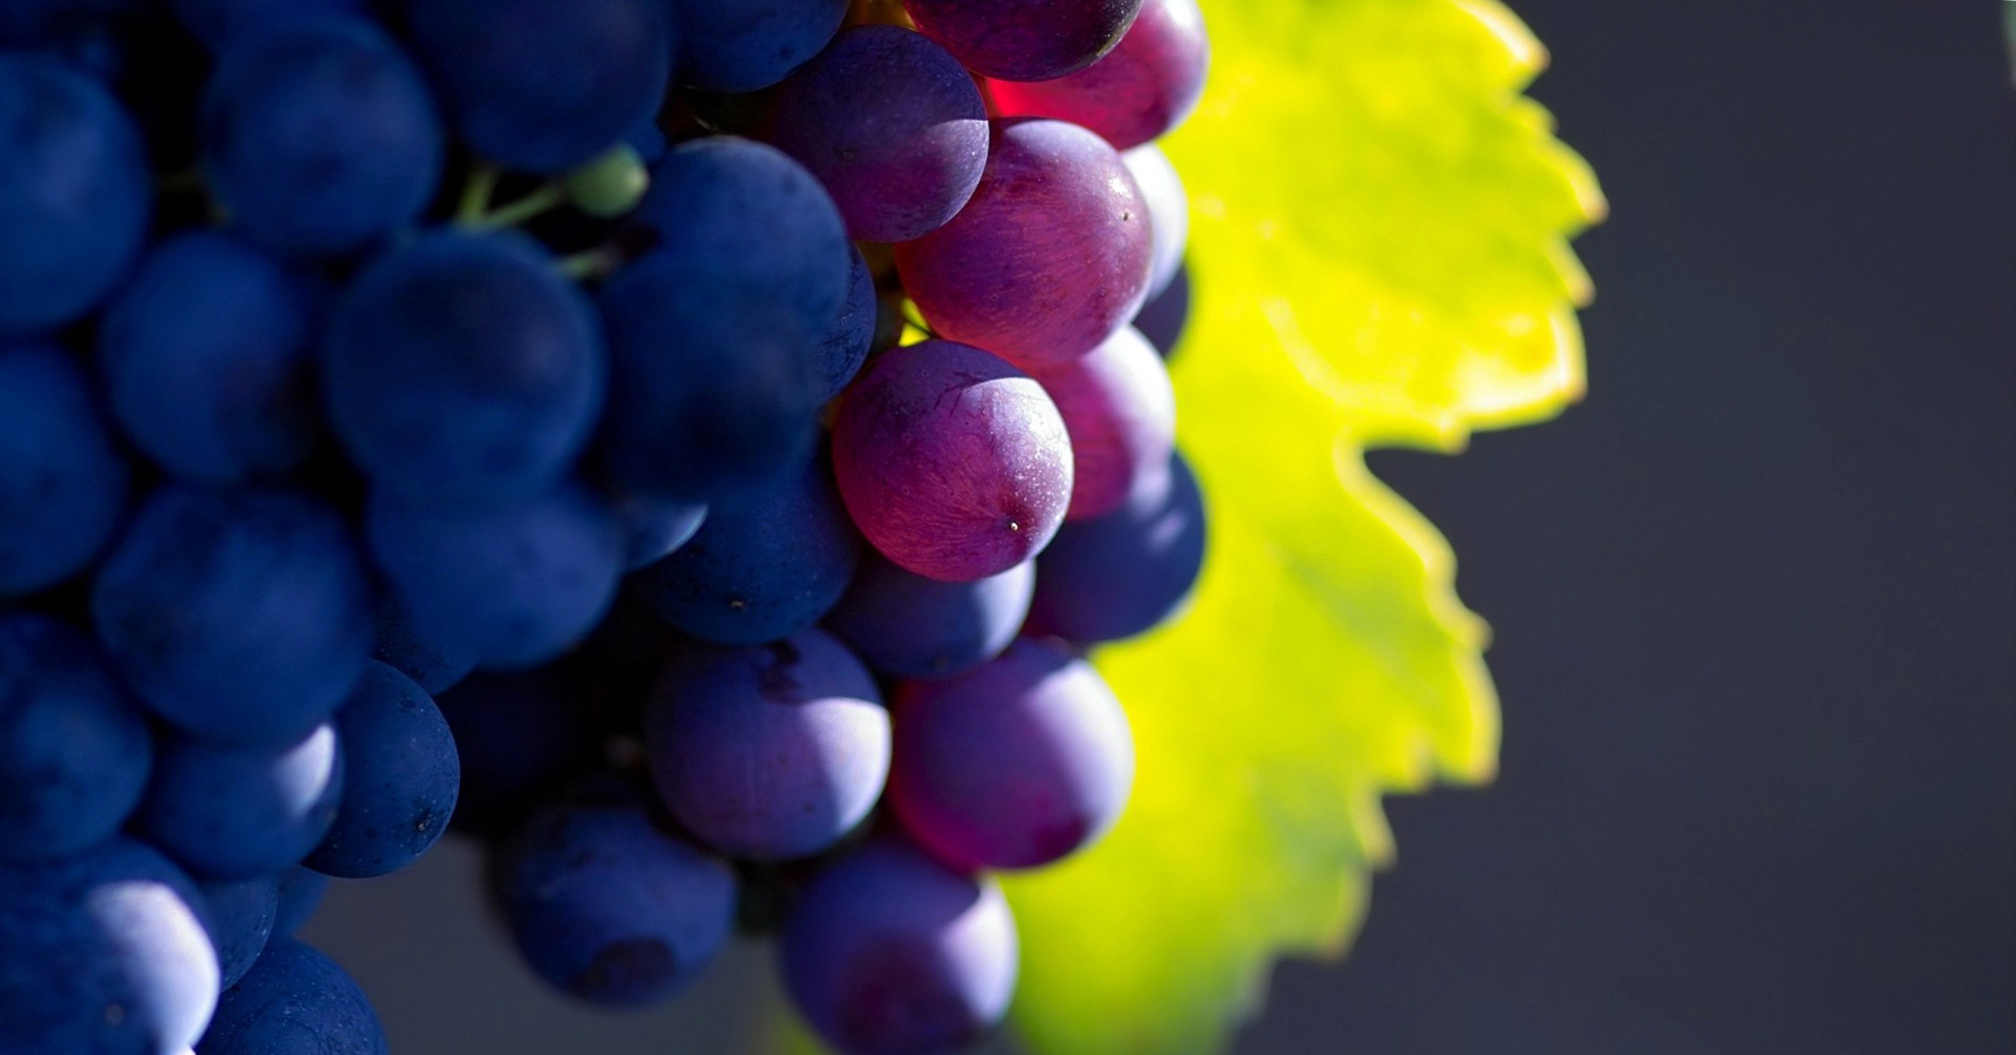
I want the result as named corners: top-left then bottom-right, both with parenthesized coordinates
top-left (0, 344), bottom-right (130, 598)
top-left (270, 866), bottom-right (329, 938)
top-left (494, 784), bottom-right (737, 1006)
top-left (644, 630), bottom-right (890, 860)
top-left (365, 483), bottom-right (625, 670)
top-left (406, 0), bottom-right (672, 174)
top-left (196, 875), bottom-right (278, 990)
top-left (303, 662), bottom-right (459, 879)
top-left (0, 838), bottom-right (219, 1055)
top-left (825, 551), bottom-right (1034, 681)
top-left (1123, 142), bottom-right (1188, 301)
top-left (831, 340), bottom-right (1072, 583)
top-left (0, 55), bottom-right (150, 336)
top-left (1027, 448), bottom-right (1206, 643)
top-left (436, 667), bottom-right (604, 840)
top-left (91, 484), bottom-right (376, 747)
top-left (780, 839), bottom-right (1018, 1055)
top-left (606, 491), bottom-right (710, 571)
top-left (96, 230), bottom-right (324, 485)
top-left (1030, 325), bottom-right (1176, 521)
top-left (889, 638), bottom-right (1133, 870)
top-left (629, 455), bottom-right (862, 646)
top-left (0, 612), bottom-right (153, 863)
top-left (987, 0), bottom-right (1207, 151)
top-left (597, 252), bottom-right (824, 506)
top-left (817, 245), bottom-right (878, 401)
top-left (895, 119), bottom-right (1152, 369)
top-left (196, 937), bottom-right (388, 1055)
top-left (670, 0), bottom-right (849, 94)
top-left (904, 0), bottom-right (1142, 82)
top-left (370, 593), bottom-right (477, 696)
top-left (200, 16), bottom-right (443, 256)
top-left (771, 25), bottom-right (989, 243)
top-left (323, 231), bottom-right (606, 503)
top-left (1131, 260), bottom-right (1189, 356)
top-left (167, 0), bottom-right (366, 51)
top-left (134, 723), bottom-right (345, 880)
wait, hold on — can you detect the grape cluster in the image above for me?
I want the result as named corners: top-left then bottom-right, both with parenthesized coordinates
top-left (0, 0), bottom-right (1208, 1052)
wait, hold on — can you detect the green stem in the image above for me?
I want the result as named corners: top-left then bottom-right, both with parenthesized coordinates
top-left (467, 183), bottom-right (566, 231)
top-left (455, 164), bottom-right (500, 225)
top-left (556, 245), bottom-right (624, 282)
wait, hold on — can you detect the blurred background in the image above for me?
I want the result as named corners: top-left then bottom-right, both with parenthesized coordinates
top-left (304, 1), bottom-right (2016, 1052)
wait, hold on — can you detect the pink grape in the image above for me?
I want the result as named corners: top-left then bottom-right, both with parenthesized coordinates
top-left (987, 0), bottom-right (1208, 151)
top-left (902, 0), bottom-right (1143, 82)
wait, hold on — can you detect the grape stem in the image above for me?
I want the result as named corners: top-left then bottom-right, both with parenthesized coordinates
top-left (464, 185), bottom-right (566, 232)
top-left (454, 165), bottom-right (500, 224)
top-left (556, 245), bottom-right (624, 282)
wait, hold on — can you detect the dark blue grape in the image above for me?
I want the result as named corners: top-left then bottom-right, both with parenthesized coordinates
top-left (817, 245), bottom-right (877, 401)
top-left (323, 231), bottom-right (606, 503)
top-left (370, 592), bottom-right (477, 695)
top-left (0, 838), bottom-right (218, 1055)
top-left (168, 0), bottom-right (366, 51)
top-left (826, 551), bottom-right (1034, 680)
top-left (670, 0), bottom-right (848, 93)
top-left (197, 937), bottom-right (388, 1055)
top-left (200, 15), bottom-right (443, 256)
top-left (644, 630), bottom-right (889, 860)
top-left (197, 875), bottom-right (279, 990)
top-left (629, 456), bottom-right (861, 645)
top-left (771, 25), bottom-right (988, 243)
top-left (0, 612), bottom-right (152, 863)
top-left (494, 790), bottom-right (736, 1006)
top-left (0, 344), bottom-right (129, 597)
top-left (1026, 448), bottom-right (1205, 643)
top-left (607, 490), bottom-right (709, 571)
top-left (365, 484), bottom-right (624, 670)
top-left (0, 54), bottom-right (150, 336)
top-left (780, 839), bottom-right (1017, 1055)
top-left (436, 667), bottom-right (603, 839)
top-left (96, 230), bottom-right (325, 484)
top-left (134, 723), bottom-right (345, 880)
top-left (305, 662), bottom-right (459, 879)
top-left (90, 485), bottom-right (376, 747)
top-left (270, 865), bottom-right (328, 937)
top-left (407, 0), bottom-right (672, 174)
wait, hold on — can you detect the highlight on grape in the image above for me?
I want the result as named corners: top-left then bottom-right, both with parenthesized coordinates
top-left (0, 1), bottom-right (1209, 1052)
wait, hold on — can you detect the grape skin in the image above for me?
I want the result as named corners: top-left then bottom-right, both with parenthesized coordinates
top-left (0, 345), bottom-right (131, 598)
top-left (987, 0), bottom-right (1209, 151)
top-left (902, 0), bottom-right (1144, 82)
top-left (304, 662), bottom-right (460, 880)
top-left (197, 937), bottom-right (387, 1055)
top-left (134, 723), bottom-right (345, 881)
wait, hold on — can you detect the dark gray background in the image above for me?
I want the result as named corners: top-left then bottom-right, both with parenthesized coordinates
top-left (305, 2), bottom-right (2016, 1052)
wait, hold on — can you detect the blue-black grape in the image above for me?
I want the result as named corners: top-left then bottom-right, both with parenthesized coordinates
top-left (197, 936), bottom-right (388, 1055)
top-left (0, 838), bottom-right (219, 1055)
top-left (365, 483), bottom-right (624, 670)
top-left (1026, 448), bottom-right (1205, 643)
top-left (406, 0), bottom-right (672, 174)
top-left (629, 455), bottom-right (862, 646)
top-left (780, 838), bottom-right (1017, 1055)
top-left (305, 661), bottom-right (460, 879)
top-left (0, 345), bottom-right (130, 598)
top-left (825, 551), bottom-right (1034, 681)
top-left (323, 231), bottom-right (606, 503)
top-left (670, 0), bottom-right (848, 93)
top-left (200, 15), bottom-right (443, 256)
top-left (134, 723), bottom-right (345, 880)
top-left (167, 0), bottom-right (366, 51)
top-left (197, 875), bottom-right (279, 990)
top-left (605, 490), bottom-right (710, 572)
top-left (0, 54), bottom-right (150, 336)
top-left (0, 611), bottom-right (153, 863)
top-left (90, 484), bottom-right (376, 747)
top-left (889, 637), bottom-right (1133, 871)
top-left (770, 25), bottom-right (988, 243)
top-left (436, 666), bottom-right (604, 839)
top-left (270, 865), bottom-right (329, 938)
top-left (96, 230), bottom-right (325, 485)
top-left (644, 630), bottom-right (889, 860)
top-left (817, 245), bottom-right (878, 402)
top-left (370, 592), bottom-right (477, 696)
top-left (494, 786), bottom-right (737, 1006)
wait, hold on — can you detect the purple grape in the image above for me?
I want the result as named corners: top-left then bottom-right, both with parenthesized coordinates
top-left (671, 0), bottom-right (850, 94)
top-left (644, 630), bottom-right (890, 860)
top-left (494, 786), bottom-right (737, 1006)
top-left (889, 638), bottom-right (1133, 871)
top-left (1030, 325), bottom-right (1175, 521)
top-left (1131, 260), bottom-right (1189, 356)
top-left (825, 550), bottom-right (1034, 680)
top-left (771, 25), bottom-right (989, 243)
top-left (987, 0), bottom-right (1207, 150)
top-left (606, 490), bottom-right (710, 571)
top-left (903, 0), bottom-right (1143, 82)
top-left (816, 245), bottom-right (878, 400)
top-left (1123, 141), bottom-right (1187, 301)
top-left (133, 722), bottom-right (344, 880)
top-left (1026, 448), bottom-right (1206, 643)
top-left (780, 838), bottom-right (1018, 1055)
top-left (831, 340), bottom-right (1073, 583)
top-left (895, 119), bottom-right (1152, 370)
